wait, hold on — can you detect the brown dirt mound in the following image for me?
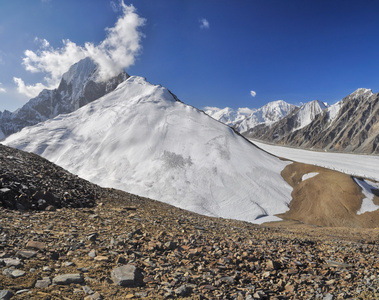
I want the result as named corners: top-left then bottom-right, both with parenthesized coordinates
top-left (279, 162), bottom-right (379, 228)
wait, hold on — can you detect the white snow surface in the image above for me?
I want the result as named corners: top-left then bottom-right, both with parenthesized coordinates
top-left (353, 178), bottom-right (379, 215)
top-left (302, 172), bottom-right (319, 181)
top-left (252, 140), bottom-right (379, 181)
top-left (3, 76), bottom-right (293, 223)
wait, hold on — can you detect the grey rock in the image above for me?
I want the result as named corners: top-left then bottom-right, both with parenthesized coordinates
top-left (83, 286), bottom-right (94, 295)
top-left (111, 264), bottom-right (143, 287)
top-left (88, 249), bottom-right (96, 258)
top-left (324, 294), bottom-right (334, 300)
top-left (0, 290), bottom-right (13, 300)
top-left (16, 250), bottom-right (37, 259)
top-left (175, 284), bottom-right (192, 297)
top-left (2, 258), bottom-right (22, 268)
top-left (52, 273), bottom-right (84, 285)
top-left (35, 277), bottom-right (51, 288)
top-left (11, 270), bottom-right (26, 278)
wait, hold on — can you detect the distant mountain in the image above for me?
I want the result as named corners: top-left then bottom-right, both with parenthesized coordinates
top-left (205, 100), bottom-right (296, 133)
top-left (3, 76), bottom-right (293, 223)
top-left (245, 88), bottom-right (379, 154)
top-left (203, 107), bottom-right (254, 127)
top-left (0, 57), bottom-right (128, 139)
top-left (235, 100), bottom-right (297, 133)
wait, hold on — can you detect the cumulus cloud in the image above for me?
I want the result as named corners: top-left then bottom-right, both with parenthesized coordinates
top-left (200, 18), bottom-right (210, 29)
top-left (0, 83), bottom-right (6, 93)
top-left (13, 78), bottom-right (48, 98)
top-left (15, 1), bottom-right (145, 98)
top-left (250, 90), bottom-right (257, 97)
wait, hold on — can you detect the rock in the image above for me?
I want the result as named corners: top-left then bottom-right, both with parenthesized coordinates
top-left (164, 241), bottom-right (177, 250)
top-left (0, 290), bottom-right (13, 300)
top-left (88, 249), bottom-right (96, 258)
top-left (324, 294), bottom-right (334, 300)
top-left (175, 284), bottom-right (192, 297)
top-left (2, 258), bottom-right (22, 268)
top-left (35, 277), bottom-right (51, 288)
top-left (84, 292), bottom-right (102, 300)
top-left (82, 286), bottom-right (94, 295)
top-left (26, 240), bottom-right (45, 251)
top-left (45, 205), bottom-right (56, 211)
top-left (111, 264), bottom-right (143, 287)
top-left (94, 256), bottom-right (109, 262)
top-left (10, 270), bottom-right (26, 278)
top-left (16, 250), bottom-right (37, 259)
top-left (52, 273), bottom-right (84, 285)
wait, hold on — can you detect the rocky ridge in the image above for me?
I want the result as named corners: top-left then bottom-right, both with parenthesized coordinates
top-left (0, 144), bottom-right (102, 210)
top-left (0, 144), bottom-right (379, 299)
top-left (0, 57), bottom-right (129, 139)
top-left (245, 89), bottom-right (379, 154)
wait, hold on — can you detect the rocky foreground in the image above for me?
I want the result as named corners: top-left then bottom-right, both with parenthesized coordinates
top-left (1, 146), bottom-right (379, 299)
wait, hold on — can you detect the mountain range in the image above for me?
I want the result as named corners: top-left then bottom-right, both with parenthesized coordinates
top-left (245, 88), bottom-right (379, 154)
top-left (205, 100), bottom-right (297, 133)
top-left (0, 57), bottom-right (128, 139)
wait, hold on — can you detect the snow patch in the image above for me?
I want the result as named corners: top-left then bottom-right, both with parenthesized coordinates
top-left (354, 178), bottom-right (379, 215)
top-left (302, 172), bottom-right (318, 181)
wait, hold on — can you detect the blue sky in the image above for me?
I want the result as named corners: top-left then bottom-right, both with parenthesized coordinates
top-left (1, 0), bottom-right (379, 112)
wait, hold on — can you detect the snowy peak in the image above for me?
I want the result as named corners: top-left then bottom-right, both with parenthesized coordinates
top-left (294, 100), bottom-right (327, 130)
top-left (204, 106), bottom-right (254, 127)
top-left (0, 57), bottom-right (129, 137)
top-left (349, 88), bottom-right (373, 99)
top-left (205, 100), bottom-right (296, 133)
top-left (235, 100), bottom-right (297, 133)
top-left (61, 57), bottom-right (97, 87)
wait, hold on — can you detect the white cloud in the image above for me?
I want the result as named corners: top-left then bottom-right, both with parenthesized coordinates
top-left (200, 18), bottom-right (210, 29)
top-left (250, 90), bottom-right (257, 97)
top-left (15, 1), bottom-right (145, 98)
top-left (13, 78), bottom-right (48, 98)
top-left (0, 83), bottom-right (6, 93)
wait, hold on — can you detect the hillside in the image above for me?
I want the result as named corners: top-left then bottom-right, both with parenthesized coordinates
top-left (3, 76), bottom-right (294, 224)
top-left (0, 144), bottom-right (379, 299)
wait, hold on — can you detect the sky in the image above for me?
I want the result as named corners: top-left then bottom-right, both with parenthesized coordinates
top-left (1, 0), bottom-right (379, 112)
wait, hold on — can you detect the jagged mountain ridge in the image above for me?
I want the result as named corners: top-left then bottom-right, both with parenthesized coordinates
top-left (0, 57), bottom-right (129, 139)
top-left (3, 76), bottom-right (293, 223)
top-left (245, 88), bottom-right (379, 154)
top-left (205, 100), bottom-right (297, 133)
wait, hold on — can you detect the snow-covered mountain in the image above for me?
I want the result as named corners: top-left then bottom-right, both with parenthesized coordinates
top-left (205, 100), bottom-right (296, 133)
top-left (0, 57), bottom-right (128, 139)
top-left (203, 107), bottom-right (254, 127)
top-left (3, 76), bottom-right (293, 223)
top-left (246, 88), bottom-right (379, 154)
top-left (235, 100), bottom-right (297, 133)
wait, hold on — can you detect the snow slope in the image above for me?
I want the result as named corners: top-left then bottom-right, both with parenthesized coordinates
top-left (252, 140), bottom-right (379, 181)
top-left (4, 76), bottom-right (293, 223)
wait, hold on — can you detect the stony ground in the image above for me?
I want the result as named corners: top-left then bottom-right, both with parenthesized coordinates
top-left (1, 145), bottom-right (379, 299)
